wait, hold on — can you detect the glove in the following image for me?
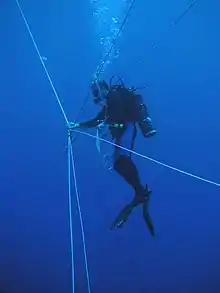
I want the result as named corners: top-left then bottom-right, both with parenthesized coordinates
top-left (67, 122), bottom-right (80, 129)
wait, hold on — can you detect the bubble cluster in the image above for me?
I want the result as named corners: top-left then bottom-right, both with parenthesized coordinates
top-left (91, 0), bottom-right (131, 77)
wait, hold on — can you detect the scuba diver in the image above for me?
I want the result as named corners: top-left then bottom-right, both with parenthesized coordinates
top-left (68, 77), bottom-right (156, 236)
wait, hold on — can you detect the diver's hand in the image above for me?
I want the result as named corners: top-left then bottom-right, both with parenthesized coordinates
top-left (67, 122), bottom-right (80, 129)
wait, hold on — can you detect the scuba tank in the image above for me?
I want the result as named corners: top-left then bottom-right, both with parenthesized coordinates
top-left (92, 76), bottom-right (156, 137)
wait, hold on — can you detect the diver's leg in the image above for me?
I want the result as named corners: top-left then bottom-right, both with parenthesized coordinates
top-left (113, 123), bottom-right (144, 194)
top-left (111, 123), bottom-right (153, 231)
top-left (114, 155), bottom-right (144, 193)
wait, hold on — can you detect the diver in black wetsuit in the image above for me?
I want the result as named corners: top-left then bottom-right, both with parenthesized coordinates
top-left (68, 78), bottom-right (156, 236)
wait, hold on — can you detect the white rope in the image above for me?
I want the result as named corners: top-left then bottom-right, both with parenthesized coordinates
top-left (15, 2), bottom-right (91, 293)
top-left (15, 0), bottom-right (68, 124)
top-left (69, 142), bottom-right (91, 293)
top-left (74, 129), bottom-right (220, 188)
top-left (67, 137), bottom-right (75, 293)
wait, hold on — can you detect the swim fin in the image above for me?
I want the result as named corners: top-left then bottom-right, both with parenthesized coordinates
top-left (110, 185), bottom-right (155, 236)
top-left (142, 190), bottom-right (155, 237)
top-left (110, 203), bottom-right (133, 229)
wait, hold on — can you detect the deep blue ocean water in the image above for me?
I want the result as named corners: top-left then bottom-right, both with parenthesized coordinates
top-left (1, 1), bottom-right (220, 292)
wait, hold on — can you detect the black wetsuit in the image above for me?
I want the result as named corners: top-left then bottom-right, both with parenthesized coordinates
top-left (78, 91), bottom-right (153, 195)
top-left (77, 85), bottom-right (156, 234)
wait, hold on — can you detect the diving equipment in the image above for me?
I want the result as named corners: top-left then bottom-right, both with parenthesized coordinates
top-left (138, 104), bottom-right (156, 137)
top-left (91, 80), bottom-right (110, 104)
top-left (110, 185), bottom-right (155, 236)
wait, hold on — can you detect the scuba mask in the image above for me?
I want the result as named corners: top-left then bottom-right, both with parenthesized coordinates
top-left (91, 80), bottom-right (110, 104)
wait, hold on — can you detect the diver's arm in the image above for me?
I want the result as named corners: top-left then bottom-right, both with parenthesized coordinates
top-left (69, 108), bottom-right (106, 129)
top-left (78, 118), bottom-right (101, 128)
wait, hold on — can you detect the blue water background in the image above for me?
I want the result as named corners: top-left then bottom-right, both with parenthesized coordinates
top-left (1, 1), bottom-right (220, 292)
